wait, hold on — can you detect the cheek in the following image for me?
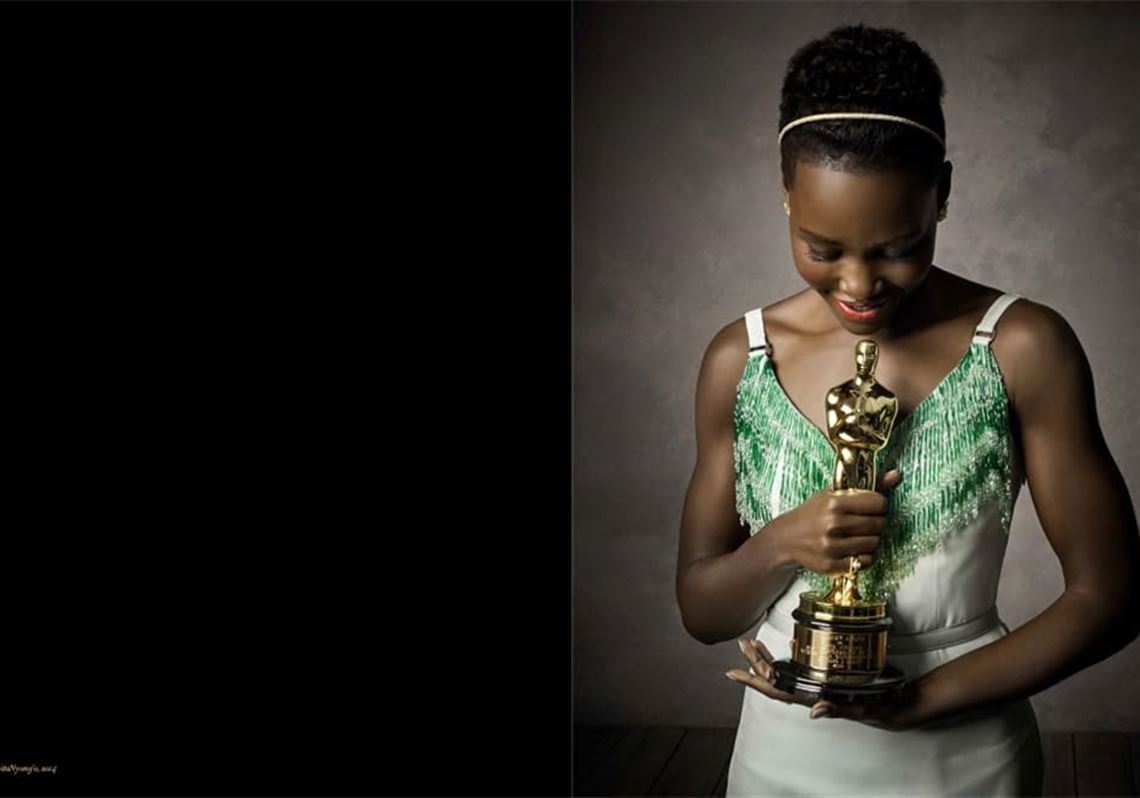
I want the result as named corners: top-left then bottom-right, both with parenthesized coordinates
top-left (794, 267), bottom-right (833, 291)
top-left (792, 254), bottom-right (833, 287)
top-left (884, 260), bottom-right (933, 290)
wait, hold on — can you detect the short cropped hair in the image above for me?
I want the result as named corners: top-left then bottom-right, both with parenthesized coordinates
top-left (779, 23), bottom-right (947, 189)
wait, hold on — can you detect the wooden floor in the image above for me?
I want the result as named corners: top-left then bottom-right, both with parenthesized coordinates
top-left (573, 727), bottom-right (1140, 797)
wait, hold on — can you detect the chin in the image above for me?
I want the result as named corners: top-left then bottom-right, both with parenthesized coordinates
top-left (835, 315), bottom-right (890, 334)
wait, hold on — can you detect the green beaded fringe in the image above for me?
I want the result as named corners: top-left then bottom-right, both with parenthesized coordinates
top-left (733, 343), bottom-right (1020, 603)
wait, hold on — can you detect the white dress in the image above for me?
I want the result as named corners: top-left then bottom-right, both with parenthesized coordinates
top-left (726, 293), bottom-right (1044, 797)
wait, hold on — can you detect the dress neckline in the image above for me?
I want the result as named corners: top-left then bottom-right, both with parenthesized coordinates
top-left (761, 341), bottom-right (985, 453)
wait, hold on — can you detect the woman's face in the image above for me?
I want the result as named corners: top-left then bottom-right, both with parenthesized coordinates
top-left (786, 160), bottom-right (948, 335)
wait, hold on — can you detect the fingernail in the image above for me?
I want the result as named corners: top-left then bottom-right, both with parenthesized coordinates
top-left (737, 639), bottom-right (748, 655)
top-left (810, 707), bottom-right (830, 719)
top-left (725, 671), bottom-right (740, 682)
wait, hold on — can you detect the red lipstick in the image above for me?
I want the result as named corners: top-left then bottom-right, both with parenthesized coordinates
top-left (832, 292), bottom-right (895, 323)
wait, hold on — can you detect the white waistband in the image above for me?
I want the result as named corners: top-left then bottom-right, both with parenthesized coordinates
top-left (762, 605), bottom-right (1002, 655)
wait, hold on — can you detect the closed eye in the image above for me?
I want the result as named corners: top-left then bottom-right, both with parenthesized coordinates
top-left (808, 245), bottom-right (921, 263)
top-left (808, 248), bottom-right (840, 262)
top-left (885, 245), bottom-right (922, 260)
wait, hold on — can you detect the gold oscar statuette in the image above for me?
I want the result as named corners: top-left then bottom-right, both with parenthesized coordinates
top-left (770, 340), bottom-right (908, 703)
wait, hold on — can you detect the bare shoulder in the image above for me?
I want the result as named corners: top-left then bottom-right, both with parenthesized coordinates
top-left (990, 297), bottom-right (1088, 410)
top-left (994, 297), bottom-right (1077, 351)
top-left (702, 291), bottom-right (811, 372)
top-left (695, 293), bottom-right (802, 421)
top-left (697, 317), bottom-right (749, 414)
top-left (705, 315), bottom-right (749, 369)
top-left (755, 289), bottom-right (817, 338)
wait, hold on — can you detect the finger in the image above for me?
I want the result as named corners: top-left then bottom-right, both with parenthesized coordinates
top-left (841, 489), bottom-right (890, 516)
top-left (826, 703), bottom-right (875, 724)
top-left (810, 700), bottom-right (847, 719)
top-left (874, 468), bottom-right (903, 495)
top-left (809, 700), bottom-right (832, 719)
top-left (737, 638), bottom-right (773, 679)
top-left (827, 515), bottom-right (885, 539)
top-left (725, 669), bottom-right (812, 707)
top-left (746, 637), bottom-right (776, 666)
top-left (816, 699), bottom-right (878, 722)
top-left (826, 554), bottom-right (874, 574)
top-left (828, 532), bottom-right (884, 556)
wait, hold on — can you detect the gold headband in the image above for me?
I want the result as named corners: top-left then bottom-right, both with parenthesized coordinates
top-left (778, 112), bottom-right (945, 150)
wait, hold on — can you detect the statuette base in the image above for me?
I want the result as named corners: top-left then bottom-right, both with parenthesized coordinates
top-left (771, 660), bottom-right (907, 704)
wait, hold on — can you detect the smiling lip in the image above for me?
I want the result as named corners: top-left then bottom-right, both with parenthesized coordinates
top-left (833, 292), bottom-right (896, 321)
top-left (835, 292), bottom-right (893, 309)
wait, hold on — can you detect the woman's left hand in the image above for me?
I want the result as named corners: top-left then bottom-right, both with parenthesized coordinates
top-left (728, 637), bottom-right (931, 732)
top-left (805, 678), bottom-right (927, 731)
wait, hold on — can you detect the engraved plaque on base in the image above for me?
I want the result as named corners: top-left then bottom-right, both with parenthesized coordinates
top-left (770, 589), bottom-right (906, 704)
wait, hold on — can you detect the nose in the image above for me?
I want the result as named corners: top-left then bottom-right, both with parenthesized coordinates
top-left (838, 259), bottom-right (881, 301)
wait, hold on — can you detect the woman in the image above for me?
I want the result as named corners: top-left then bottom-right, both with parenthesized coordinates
top-left (674, 23), bottom-right (1140, 796)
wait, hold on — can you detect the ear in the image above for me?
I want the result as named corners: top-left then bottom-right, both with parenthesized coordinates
top-left (937, 160), bottom-right (953, 209)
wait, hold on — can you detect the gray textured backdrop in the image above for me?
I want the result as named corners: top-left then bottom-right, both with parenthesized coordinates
top-left (572, 2), bottom-right (1140, 732)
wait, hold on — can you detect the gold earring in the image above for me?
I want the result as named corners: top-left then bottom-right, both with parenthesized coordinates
top-left (937, 201), bottom-right (949, 222)
top-left (783, 191), bottom-right (790, 217)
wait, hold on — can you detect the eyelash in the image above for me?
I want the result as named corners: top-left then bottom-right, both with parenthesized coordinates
top-left (807, 249), bottom-right (840, 262)
top-left (807, 246), bottom-right (919, 263)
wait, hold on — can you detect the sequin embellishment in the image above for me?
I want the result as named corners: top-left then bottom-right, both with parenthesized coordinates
top-left (733, 342), bottom-right (1019, 603)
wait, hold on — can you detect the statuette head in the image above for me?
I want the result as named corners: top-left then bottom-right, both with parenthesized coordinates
top-left (855, 340), bottom-right (878, 377)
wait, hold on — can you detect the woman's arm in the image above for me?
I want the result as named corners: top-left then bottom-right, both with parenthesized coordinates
top-left (909, 300), bottom-right (1140, 724)
top-left (675, 322), bottom-right (801, 645)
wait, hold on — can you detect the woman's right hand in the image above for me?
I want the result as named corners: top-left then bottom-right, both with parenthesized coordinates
top-left (774, 469), bottom-right (903, 575)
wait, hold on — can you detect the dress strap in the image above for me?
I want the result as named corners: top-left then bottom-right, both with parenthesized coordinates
top-left (744, 307), bottom-right (770, 359)
top-left (971, 293), bottom-right (1024, 347)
